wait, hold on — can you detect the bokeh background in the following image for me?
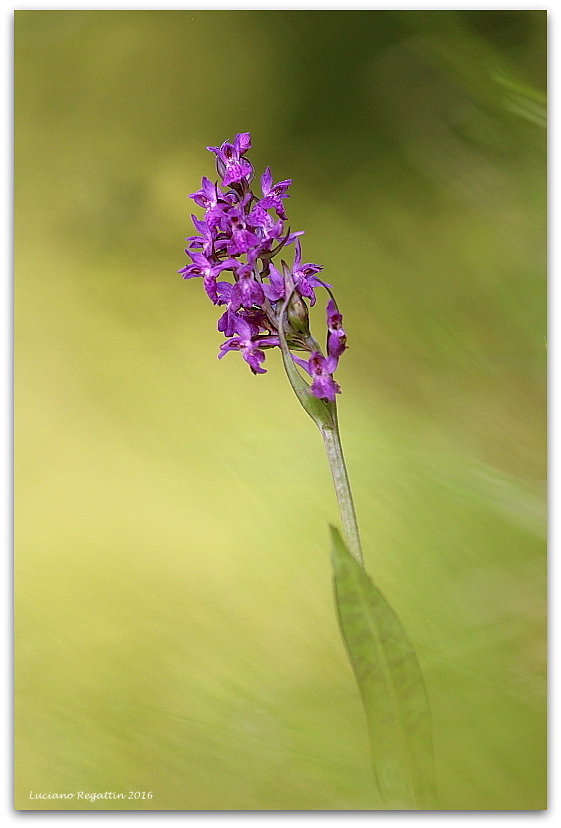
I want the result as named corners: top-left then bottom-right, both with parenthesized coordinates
top-left (14, 10), bottom-right (546, 811)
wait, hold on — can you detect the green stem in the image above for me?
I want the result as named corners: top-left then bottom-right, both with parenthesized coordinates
top-left (321, 414), bottom-right (364, 568)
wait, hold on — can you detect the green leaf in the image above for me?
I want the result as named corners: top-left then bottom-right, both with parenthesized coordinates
top-left (330, 526), bottom-right (438, 810)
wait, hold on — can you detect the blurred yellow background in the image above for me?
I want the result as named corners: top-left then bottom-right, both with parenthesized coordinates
top-left (14, 10), bottom-right (546, 810)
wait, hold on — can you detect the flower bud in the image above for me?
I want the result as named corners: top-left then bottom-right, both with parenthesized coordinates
top-left (281, 261), bottom-right (311, 336)
top-left (286, 291), bottom-right (311, 336)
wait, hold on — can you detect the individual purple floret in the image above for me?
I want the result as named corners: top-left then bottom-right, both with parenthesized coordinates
top-left (178, 251), bottom-right (238, 304)
top-left (257, 167), bottom-right (292, 220)
top-left (292, 352), bottom-right (341, 402)
top-left (326, 298), bottom-right (347, 359)
top-left (218, 315), bottom-right (279, 376)
top-left (179, 132), bottom-right (347, 401)
top-left (188, 177), bottom-right (234, 228)
top-left (207, 133), bottom-right (253, 187)
top-left (290, 240), bottom-right (326, 307)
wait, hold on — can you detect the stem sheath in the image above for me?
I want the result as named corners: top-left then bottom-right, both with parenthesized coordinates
top-left (321, 416), bottom-right (363, 568)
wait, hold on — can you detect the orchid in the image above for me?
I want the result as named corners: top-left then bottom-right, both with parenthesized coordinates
top-left (179, 132), bottom-right (344, 402)
top-left (178, 134), bottom-right (437, 811)
top-left (217, 315), bottom-right (277, 375)
top-left (258, 166), bottom-right (292, 219)
top-left (206, 132), bottom-right (253, 187)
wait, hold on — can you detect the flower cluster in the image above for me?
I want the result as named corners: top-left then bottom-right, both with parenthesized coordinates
top-left (179, 132), bottom-right (347, 401)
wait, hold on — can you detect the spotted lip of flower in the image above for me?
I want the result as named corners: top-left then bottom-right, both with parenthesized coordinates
top-left (218, 315), bottom-right (279, 375)
top-left (292, 351), bottom-right (341, 402)
top-left (178, 251), bottom-right (239, 304)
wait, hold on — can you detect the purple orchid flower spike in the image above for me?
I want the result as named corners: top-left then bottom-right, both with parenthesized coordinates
top-left (179, 131), bottom-right (346, 401)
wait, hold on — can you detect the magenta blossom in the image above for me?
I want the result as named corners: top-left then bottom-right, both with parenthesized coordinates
top-left (218, 316), bottom-right (278, 375)
top-left (291, 240), bottom-right (326, 306)
top-left (207, 133), bottom-right (253, 187)
top-left (326, 298), bottom-right (347, 359)
top-left (179, 132), bottom-right (347, 400)
top-left (292, 352), bottom-right (341, 402)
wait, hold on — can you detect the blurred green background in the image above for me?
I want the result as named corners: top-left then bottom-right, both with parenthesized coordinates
top-left (14, 10), bottom-right (546, 811)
